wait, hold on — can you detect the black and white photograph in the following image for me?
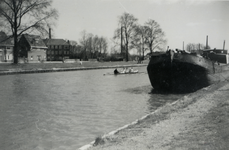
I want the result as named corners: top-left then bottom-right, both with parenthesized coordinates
top-left (0, 0), bottom-right (229, 149)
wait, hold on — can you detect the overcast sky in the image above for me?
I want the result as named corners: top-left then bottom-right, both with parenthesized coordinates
top-left (52, 0), bottom-right (229, 51)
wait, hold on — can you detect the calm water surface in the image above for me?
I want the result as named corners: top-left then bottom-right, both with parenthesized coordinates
top-left (0, 67), bottom-right (184, 149)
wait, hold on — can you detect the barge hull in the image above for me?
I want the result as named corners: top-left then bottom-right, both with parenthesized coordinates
top-left (147, 52), bottom-right (229, 93)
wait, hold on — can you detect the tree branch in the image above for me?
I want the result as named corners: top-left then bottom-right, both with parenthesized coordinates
top-left (2, 0), bottom-right (14, 11)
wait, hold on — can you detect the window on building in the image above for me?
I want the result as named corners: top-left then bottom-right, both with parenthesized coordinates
top-left (37, 55), bottom-right (41, 61)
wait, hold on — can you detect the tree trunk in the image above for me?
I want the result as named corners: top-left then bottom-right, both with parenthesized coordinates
top-left (13, 0), bottom-right (18, 64)
top-left (13, 25), bottom-right (18, 64)
top-left (149, 42), bottom-right (153, 54)
top-left (142, 50), bottom-right (145, 60)
top-left (125, 43), bottom-right (128, 61)
top-left (13, 40), bottom-right (18, 64)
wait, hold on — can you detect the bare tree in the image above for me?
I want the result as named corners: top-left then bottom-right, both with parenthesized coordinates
top-left (79, 31), bottom-right (108, 60)
top-left (98, 37), bottom-right (108, 58)
top-left (0, 0), bottom-right (58, 63)
top-left (131, 25), bottom-right (148, 61)
top-left (97, 37), bottom-right (103, 58)
top-left (79, 30), bottom-right (89, 60)
top-left (87, 33), bottom-right (94, 59)
top-left (186, 43), bottom-right (207, 54)
top-left (144, 20), bottom-right (166, 53)
top-left (186, 43), bottom-right (196, 52)
top-left (91, 35), bottom-right (99, 58)
top-left (69, 40), bottom-right (78, 58)
top-left (114, 12), bottom-right (138, 61)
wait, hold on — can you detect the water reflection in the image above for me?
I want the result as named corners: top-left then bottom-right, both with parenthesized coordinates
top-left (147, 92), bottom-right (185, 112)
top-left (125, 85), bottom-right (185, 113)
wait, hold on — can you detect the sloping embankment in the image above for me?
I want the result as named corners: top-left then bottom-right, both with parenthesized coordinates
top-left (80, 80), bottom-right (229, 150)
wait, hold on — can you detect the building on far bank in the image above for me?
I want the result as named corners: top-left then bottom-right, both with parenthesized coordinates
top-left (43, 38), bottom-right (71, 61)
top-left (1, 28), bottom-right (73, 62)
top-left (18, 34), bottom-right (47, 62)
top-left (0, 31), bottom-right (14, 62)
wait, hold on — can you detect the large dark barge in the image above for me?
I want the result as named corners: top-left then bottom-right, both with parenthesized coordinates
top-left (147, 49), bottom-right (229, 93)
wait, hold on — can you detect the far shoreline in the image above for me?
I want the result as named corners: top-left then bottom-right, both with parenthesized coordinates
top-left (0, 61), bottom-right (148, 76)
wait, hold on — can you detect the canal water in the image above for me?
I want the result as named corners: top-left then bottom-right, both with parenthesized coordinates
top-left (0, 67), bottom-right (185, 150)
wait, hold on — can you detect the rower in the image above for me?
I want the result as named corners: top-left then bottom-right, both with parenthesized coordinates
top-left (114, 68), bottom-right (119, 74)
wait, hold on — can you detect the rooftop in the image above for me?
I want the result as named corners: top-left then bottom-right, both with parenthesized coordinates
top-left (43, 38), bottom-right (70, 46)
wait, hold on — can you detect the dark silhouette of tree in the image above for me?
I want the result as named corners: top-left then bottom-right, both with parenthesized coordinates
top-left (131, 25), bottom-right (148, 61)
top-left (69, 40), bottom-right (78, 59)
top-left (87, 33), bottom-right (93, 59)
top-left (0, 0), bottom-right (58, 64)
top-left (144, 20), bottom-right (166, 53)
top-left (79, 30), bottom-right (108, 60)
top-left (91, 35), bottom-right (99, 58)
top-left (186, 43), bottom-right (210, 54)
top-left (79, 30), bottom-right (89, 60)
top-left (97, 37), bottom-right (108, 59)
top-left (114, 12), bottom-right (138, 61)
